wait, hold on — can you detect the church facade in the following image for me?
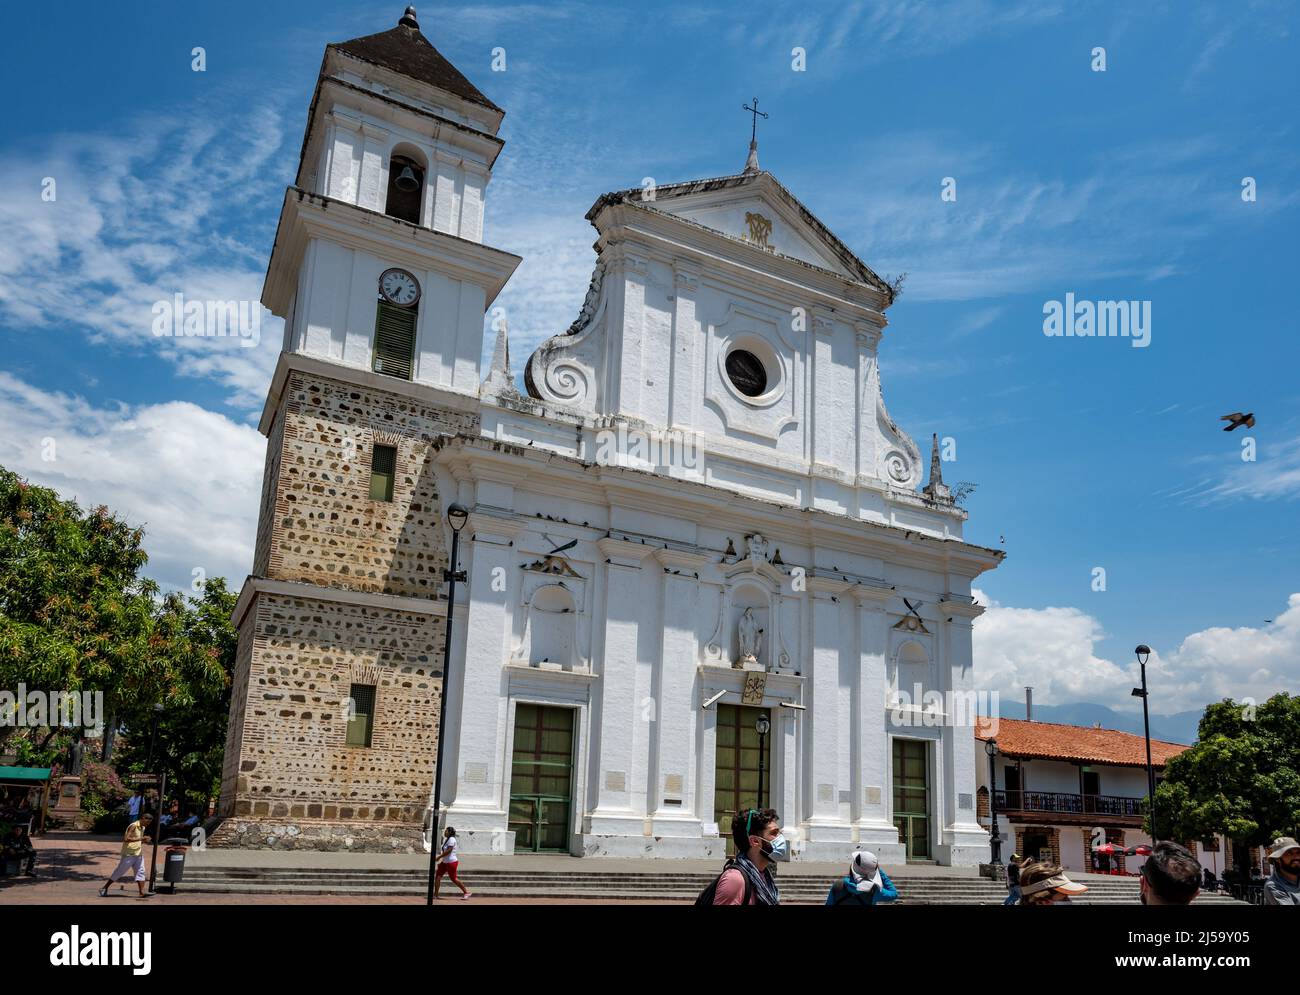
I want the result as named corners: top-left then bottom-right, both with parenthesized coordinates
top-left (217, 7), bottom-right (1003, 865)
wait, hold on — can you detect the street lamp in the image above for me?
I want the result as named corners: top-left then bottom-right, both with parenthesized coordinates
top-left (145, 701), bottom-right (163, 775)
top-left (1131, 644), bottom-right (1158, 844)
top-left (426, 502), bottom-right (469, 906)
top-left (755, 715), bottom-right (770, 809)
top-left (146, 702), bottom-right (165, 893)
top-left (984, 737), bottom-right (1002, 865)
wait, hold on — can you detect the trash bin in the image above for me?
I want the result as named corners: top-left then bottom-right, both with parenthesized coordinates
top-left (162, 838), bottom-right (189, 893)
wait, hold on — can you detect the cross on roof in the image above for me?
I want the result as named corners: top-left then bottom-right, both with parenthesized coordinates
top-left (742, 97), bottom-right (768, 144)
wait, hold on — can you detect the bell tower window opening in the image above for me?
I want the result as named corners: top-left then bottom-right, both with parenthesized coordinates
top-left (385, 153), bottom-right (424, 224)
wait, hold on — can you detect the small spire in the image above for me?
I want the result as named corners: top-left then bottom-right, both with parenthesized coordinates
top-left (923, 433), bottom-right (951, 502)
top-left (399, 5), bottom-right (420, 29)
top-left (741, 97), bottom-right (768, 175)
top-left (483, 319), bottom-right (517, 394)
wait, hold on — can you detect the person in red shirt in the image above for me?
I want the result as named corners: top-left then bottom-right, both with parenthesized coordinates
top-left (712, 808), bottom-right (786, 905)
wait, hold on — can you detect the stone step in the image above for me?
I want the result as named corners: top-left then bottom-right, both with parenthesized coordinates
top-left (179, 870), bottom-right (1205, 888)
top-left (173, 881), bottom-right (1242, 904)
top-left (176, 868), bottom-right (1247, 904)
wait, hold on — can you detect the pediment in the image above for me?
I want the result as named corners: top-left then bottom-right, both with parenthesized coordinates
top-left (593, 172), bottom-right (892, 296)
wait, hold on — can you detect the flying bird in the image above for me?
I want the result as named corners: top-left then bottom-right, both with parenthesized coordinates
top-left (1220, 412), bottom-right (1255, 432)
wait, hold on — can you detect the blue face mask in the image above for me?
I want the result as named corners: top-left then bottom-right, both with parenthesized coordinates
top-left (744, 810), bottom-right (790, 862)
top-left (759, 833), bottom-right (790, 862)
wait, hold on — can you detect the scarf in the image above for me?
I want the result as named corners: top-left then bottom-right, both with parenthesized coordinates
top-left (734, 853), bottom-right (781, 906)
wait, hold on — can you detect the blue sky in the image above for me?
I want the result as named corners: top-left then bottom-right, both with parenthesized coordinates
top-left (1, 1), bottom-right (1297, 720)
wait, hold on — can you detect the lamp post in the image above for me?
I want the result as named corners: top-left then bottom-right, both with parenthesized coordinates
top-left (426, 502), bottom-right (469, 906)
top-left (144, 702), bottom-right (162, 775)
top-left (1131, 644), bottom-right (1158, 844)
top-left (755, 714), bottom-right (770, 809)
top-left (985, 737), bottom-right (1002, 865)
top-left (146, 702), bottom-right (165, 893)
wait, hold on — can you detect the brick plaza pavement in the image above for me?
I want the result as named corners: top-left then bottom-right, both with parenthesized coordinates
top-left (1, 834), bottom-right (676, 906)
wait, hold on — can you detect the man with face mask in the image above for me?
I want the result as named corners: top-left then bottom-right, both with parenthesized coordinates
top-left (710, 807), bottom-right (786, 905)
top-left (1263, 837), bottom-right (1300, 906)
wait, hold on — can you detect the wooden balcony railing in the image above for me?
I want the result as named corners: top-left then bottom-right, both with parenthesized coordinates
top-left (994, 789), bottom-right (1145, 818)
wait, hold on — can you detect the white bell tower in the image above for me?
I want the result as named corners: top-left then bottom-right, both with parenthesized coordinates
top-left (261, 5), bottom-right (520, 395)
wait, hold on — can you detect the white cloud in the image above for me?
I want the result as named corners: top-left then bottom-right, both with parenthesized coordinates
top-left (810, 126), bottom-right (1300, 302)
top-left (1160, 594), bottom-right (1300, 708)
top-left (971, 587), bottom-right (1132, 703)
top-left (1187, 433), bottom-right (1300, 504)
top-left (0, 372), bottom-right (264, 592)
top-left (972, 587), bottom-right (1300, 713)
top-left (0, 108), bottom-right (287, 411)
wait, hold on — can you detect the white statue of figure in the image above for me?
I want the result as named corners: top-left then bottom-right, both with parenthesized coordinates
top-left (737, 607), bottom-right (763, 666)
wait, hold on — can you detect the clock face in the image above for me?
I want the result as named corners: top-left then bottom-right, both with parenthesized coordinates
top-left (379, 268), bottom-right (421, 307)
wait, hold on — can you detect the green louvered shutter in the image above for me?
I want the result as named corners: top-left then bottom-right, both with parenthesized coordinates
top-left (372, 300), bottom-right (416, 380)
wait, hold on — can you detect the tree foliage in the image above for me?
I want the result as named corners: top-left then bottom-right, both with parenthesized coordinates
top-left (1154, 693), bottom-right (1300, 845)
top-left (0, 467), bottom-right (234, 809)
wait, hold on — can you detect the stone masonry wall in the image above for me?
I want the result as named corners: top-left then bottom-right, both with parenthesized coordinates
top-left (216, 369), bottom-right (479, 849)
top-left (265, 370), bottom-right (478, 598)
top-left (222, 592), bottom-right (444, 827)
top-left (217, 616), bottom-right (256, 817)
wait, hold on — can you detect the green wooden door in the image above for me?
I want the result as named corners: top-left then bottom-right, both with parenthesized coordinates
top-left (508, 704), bottom-right (574, 852)
top-left (714, 703), bottom-right (771, 856)
top-left (892, 738), bottom-right (931, 860)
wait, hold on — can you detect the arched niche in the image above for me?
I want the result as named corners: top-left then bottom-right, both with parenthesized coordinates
top-left (517, 582), bottom-right (579, 671)
top-left (728, 581), bottom-right (770, 668)
top-left (889, 637), bottom-right (932, 704)
top-left (385, 142), bottom-right (428, 225)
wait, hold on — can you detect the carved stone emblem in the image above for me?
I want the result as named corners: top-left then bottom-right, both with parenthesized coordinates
top-left (744, 212), bottom-right (773, 249)
top-left (741, 670), bottom-right (768, 705)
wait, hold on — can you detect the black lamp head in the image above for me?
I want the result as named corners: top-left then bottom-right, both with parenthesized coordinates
top-left (447, 503), bottom-right (469, 532)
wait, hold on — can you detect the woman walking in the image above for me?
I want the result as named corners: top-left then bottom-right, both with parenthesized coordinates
top-left (433, 825), bottom-right (471, 901)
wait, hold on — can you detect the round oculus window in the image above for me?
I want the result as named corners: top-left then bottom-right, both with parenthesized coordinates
top-left (725, 349), bottom-right (768, 397)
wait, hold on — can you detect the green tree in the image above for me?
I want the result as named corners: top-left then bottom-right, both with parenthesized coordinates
top-left (1154, 693), bottom-right (1300, 847)
top-left (114, 580), bottom-right (237, 814)
top-left (0, 467), bottom-right (234, 817)
top-left (0, 467), bottom-right (155, 754)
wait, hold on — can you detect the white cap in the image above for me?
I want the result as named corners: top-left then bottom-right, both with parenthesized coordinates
top-left (850, 850), bottom-right (883, 889)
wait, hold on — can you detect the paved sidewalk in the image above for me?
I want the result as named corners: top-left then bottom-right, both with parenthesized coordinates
top-left (0, 835), bottom-right (674, 905)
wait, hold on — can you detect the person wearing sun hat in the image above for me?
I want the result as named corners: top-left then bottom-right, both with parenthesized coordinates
top-left (1263, 836), bottom-right (1300, 906)
top-left (825, 850), bottom-right (898, 906)
top-left (1017, 860), bottom-right (1089, 905)
top-left (1003, 853), bottom-right (1023, 906)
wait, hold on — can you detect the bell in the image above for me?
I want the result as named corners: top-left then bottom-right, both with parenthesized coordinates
top-left (394, 164), bottom-right (420, 193)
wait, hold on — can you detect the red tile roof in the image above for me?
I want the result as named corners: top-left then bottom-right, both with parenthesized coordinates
top-left (975, 716), bottom-right (1189, 768)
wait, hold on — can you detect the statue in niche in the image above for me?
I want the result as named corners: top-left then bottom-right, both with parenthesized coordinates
top-left (736, 607), bottom-right (764, 668)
